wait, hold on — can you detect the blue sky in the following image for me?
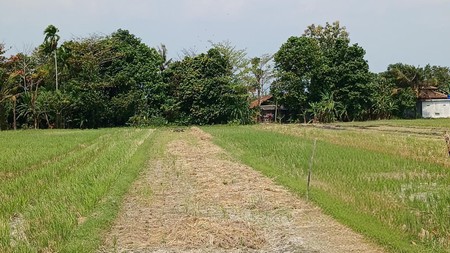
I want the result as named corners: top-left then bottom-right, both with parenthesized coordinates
top-left (1, 0), bottom-right (449, 73)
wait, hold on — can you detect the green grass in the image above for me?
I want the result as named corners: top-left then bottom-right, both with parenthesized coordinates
top-left (258, 124), bottom-right (450, 168)
top-left (203, 124), bottom-right (450, 253)
top-left (2, 123), bottom-right (449, 252)
top-left (333, 118), bottom-right (450, 128)
top-left (0, 128), bottom-right (157, 252)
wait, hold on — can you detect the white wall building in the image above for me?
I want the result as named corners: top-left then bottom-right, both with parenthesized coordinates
top-left (419, 99), bottom-right (450, 118)
top-left (417, 86), bottom-right (450, 118)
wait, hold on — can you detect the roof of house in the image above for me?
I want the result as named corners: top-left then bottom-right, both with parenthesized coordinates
top-left (250, 95), bottom-right (273, 108)
top-left (418, 87), bottom-right (448, 100)
top-left (260, 105), bottom-right (277, 111)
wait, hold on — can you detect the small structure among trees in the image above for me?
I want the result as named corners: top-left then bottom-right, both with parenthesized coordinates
top-left (417, 86), bottom-right (450, 118)
top-left (250, 95), bottom-right (285, 123)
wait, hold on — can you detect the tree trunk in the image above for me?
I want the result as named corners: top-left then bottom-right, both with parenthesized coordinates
top-left (45, 113), bottom-right (50, 128)
top-left (13, 96), bottom-right (17, 130)
top-left (257, 86), bottom-right (262, 123)
top-left (257, 88), bottom-right (261, 106)
top-left (55, 50), bottom-right (58, 91)
top-left (32, 81), bottom-right (41, 129)
top-left (56, 111), bottom-right (61, 129)
top-left (0, 102), bottom-right (7, 130)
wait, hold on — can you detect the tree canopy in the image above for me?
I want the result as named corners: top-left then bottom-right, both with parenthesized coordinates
top-left (273, 22), bottom-right (372, 122)
top-left (164, 48), bottom-right (250, 125)
top-left (1, 22), bottom-right (449, 130)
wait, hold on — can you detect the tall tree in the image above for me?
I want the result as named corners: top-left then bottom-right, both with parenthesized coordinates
top-left (165, 48), bottom-right (250, 125)
top-left (381, 63), bottom-right (450, 118)
top-left (273, 36), bottom-right (322, 120)
top-left (8, 52), bottom-right (33, 130)
top-left (43, 25), bottom-right (60, 91)
top-left (209, 40), bottom-right (249, 84)
top-left (271, 72), bottom-right (309, 122)
top-left (328, 39), bottom-right (372, 120)
top-left (0, 44), bottom-right (19, 130)
top-left (304, 21), bottom-right (349, 51)
top-left (247, 54), bottom-right (274, 106)
top-left (423, 64), bottom-right (450, 93)
top-left (157, 44), bottom-right (172, 72)
top-left (59, 31), bottom-right (162, 128)
top-left (384, 63), bottom-right (424, 96)
top-left (105, 29), bottom-right (163, 125)
top-left (18, 52), bottom-right (48, 129)
top-left (274, 21), bottom-right (372, 121)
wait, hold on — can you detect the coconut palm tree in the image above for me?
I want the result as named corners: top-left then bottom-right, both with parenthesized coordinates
top-left (43, 25), bottom-right (60, 91)
top-left (157, 44), bottom-right (172, 72)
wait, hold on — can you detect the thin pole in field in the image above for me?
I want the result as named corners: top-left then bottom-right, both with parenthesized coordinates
top-left (444, 131), bottom-right (450, 157)
top-left (307, 138), bottom-right (317, 201)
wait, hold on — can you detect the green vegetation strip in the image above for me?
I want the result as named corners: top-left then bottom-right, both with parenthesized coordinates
top-left (0, 128), bottom-right (157, 252)
top-left (203, 125), bottom-right (449, 253)
top-left (333, 118), bottom-right (450, 128)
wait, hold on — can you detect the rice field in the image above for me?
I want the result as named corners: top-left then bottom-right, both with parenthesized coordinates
top-left (203, 122), bottom-right (450, 253)
top-left (332, 118), bottom-right (450, 128)
top-left (0, 128), bottom-right (156, 252)
top-left (1, 120), bottom-right (449, 253)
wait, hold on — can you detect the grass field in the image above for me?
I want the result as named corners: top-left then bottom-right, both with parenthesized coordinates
top-left (333, 118), bottom-right (450, 128)
top-left (203, 122), bottom-right (450, 253)
top-left (1, 120), bottom-right (449, 252)
top-left (0, 128), bottom-right (156, 252)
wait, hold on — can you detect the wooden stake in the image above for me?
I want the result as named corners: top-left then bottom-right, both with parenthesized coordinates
top-left (444, 132), bottom-right (450, 157)
top-left (275, 100), bottom-right (278, 123)
top-left (307, 138), bottom-right (317, 201)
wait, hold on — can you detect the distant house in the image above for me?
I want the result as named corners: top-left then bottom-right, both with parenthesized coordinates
top-left (250, 95), bottom-right (285, 123)
top-left (417, 86), bottom-right (450, 118)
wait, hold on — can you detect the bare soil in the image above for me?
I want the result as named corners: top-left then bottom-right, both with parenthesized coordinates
top-left (99, 127), bottom-right (386, 253)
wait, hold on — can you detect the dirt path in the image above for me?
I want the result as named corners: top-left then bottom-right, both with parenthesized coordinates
top-left (99, 127), bottom-right (386, 253)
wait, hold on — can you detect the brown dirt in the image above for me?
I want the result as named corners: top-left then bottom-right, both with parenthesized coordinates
top-left (99, 127), bottom-right (386, 253)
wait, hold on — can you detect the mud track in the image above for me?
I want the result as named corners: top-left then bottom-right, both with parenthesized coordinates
top-left (99, 127), bottom-right (385, 253)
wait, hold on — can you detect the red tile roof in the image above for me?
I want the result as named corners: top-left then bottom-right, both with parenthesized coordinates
top-left (418, 87), bottom-right (448, 100)
top-left (250, 95), bottom-right (273, 108)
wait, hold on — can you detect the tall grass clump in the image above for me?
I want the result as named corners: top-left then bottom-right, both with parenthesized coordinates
top-left (0, 128), bottom-right (156, 252)
top-left (204, 125), bottom-right (449, 253)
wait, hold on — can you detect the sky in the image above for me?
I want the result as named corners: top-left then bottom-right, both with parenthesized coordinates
top-left (1, 0), bottom-right (449, 73)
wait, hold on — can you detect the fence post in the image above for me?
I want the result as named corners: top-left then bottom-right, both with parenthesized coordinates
top-left (307, 138), bottom-right (317, 201)
top-left (444, 132), bottom-right (450, 157)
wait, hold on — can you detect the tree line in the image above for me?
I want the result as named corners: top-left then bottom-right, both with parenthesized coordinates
top-left (1, 21), bottom-right (449, 130)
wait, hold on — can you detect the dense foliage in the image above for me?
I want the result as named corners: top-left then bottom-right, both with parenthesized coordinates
top-left (0, 28), bottom-right (251, 129)
top-left (163, 48), bottom-right (250, 125)
top-left (273, 22), bottom-right (450, 122)
top-left (1, 22), bottom-right (450, 129)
